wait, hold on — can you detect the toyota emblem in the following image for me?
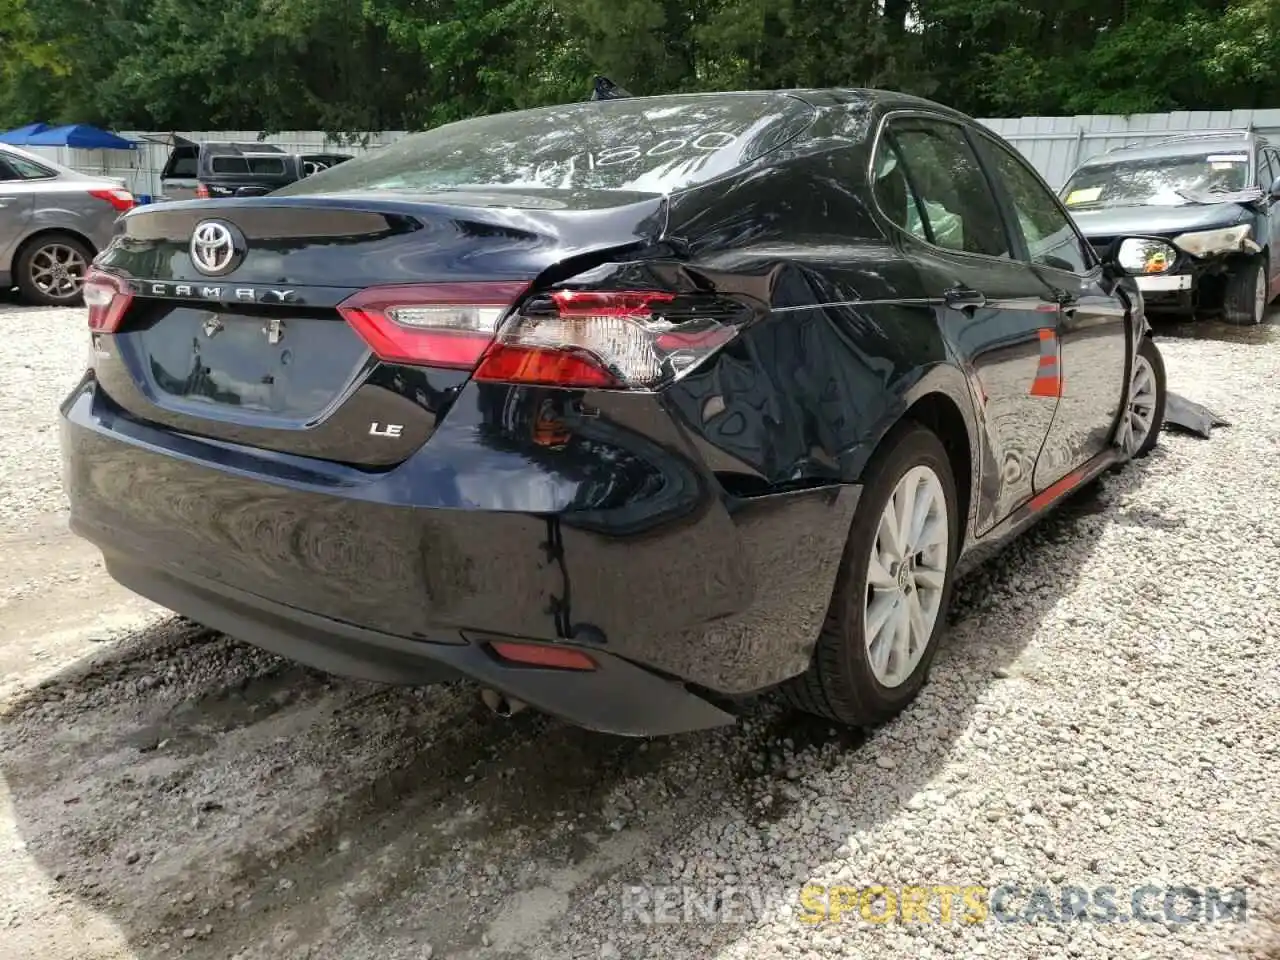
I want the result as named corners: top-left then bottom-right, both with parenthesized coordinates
top-left (190, 220), bottom-right (240, 275)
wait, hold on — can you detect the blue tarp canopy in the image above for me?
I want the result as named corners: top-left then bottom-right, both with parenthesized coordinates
top-left (0, 123), bottom-right (50, 144)
top-left (16, 124), bottom-right (135, 150)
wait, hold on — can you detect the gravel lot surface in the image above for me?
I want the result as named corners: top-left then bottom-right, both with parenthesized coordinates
top-left (0, 297), bottom-right (1277, 960)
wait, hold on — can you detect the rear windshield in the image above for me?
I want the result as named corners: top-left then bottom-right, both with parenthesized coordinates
top-left (164, 147), bottom-right (198, 178)
top-left (1062, 153), bottom-right (1252, 209)
top-left (1, 152), bottom-right (54, 179)
top-left (210, 156), bottom-right (288, 175)
top-left (277, 94), bottom-right (815, 197)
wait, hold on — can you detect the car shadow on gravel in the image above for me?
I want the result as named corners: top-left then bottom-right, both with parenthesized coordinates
top-left (1150, 307), bottom-right (1280, 345)
top-left (0, 287), bottom-right (28, 311)
top-left (0, 455), bottom-right (1176, 959)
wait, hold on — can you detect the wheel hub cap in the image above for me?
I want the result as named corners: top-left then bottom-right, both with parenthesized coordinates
top-left (894, 561), bottom-right (911, 592)
top-left (864, 464), bottom-right (950, 689)
top-left (30, 243), bottom-right (86, 298)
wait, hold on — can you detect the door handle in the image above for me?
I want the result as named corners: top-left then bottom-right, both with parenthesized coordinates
top-left (944, 286), bottom-right (987, 311)
top-left (1044, 288), bottom-right (1078, 315)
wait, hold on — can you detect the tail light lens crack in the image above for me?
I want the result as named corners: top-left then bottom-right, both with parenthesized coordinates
top-left (84, 268), bottom-right (134, 333)
top-left (339, 283), bottom-right (750, 391)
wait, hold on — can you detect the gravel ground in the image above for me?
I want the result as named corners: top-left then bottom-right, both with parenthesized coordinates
top-left (0, 298), bottom-right (1277, 960)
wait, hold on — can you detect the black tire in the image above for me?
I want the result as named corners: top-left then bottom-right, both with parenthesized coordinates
top-left (780, 420), bottom-right (959, 727)
top-left (14, 233), bottom-right (93, 306)
top-left (1222, 255), bottom-right (1267, 326)
top-left (1127, 335), bottom-right (1167, 459)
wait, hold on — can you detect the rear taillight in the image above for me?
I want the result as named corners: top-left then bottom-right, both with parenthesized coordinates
top-left (475, 289), bottom-right (746, 390)
top-left (88, 188), bottom-right (135, 212)
top-left (337, 282), bottom-right (531, 369)
top-left (83, 268), bottom-right (133, 332)
top-left (338, 283), bottom-right (752, 390)
top-left (195, 184), bottom-right (210, 199)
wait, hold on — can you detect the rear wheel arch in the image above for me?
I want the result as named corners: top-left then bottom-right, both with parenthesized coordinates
top-left (781, 417), bottom-right (961, 725)
top-left (12, 227), bottom-right (98, 272)
top-left (868, 362), bottom-right (980, 548)
top-left (901, 392), bottom-right (973, 550)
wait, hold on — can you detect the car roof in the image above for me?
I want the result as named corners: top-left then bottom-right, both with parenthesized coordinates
top-left (198, 141), bottom-right (286, 154)
top-left (1080, 131), bottom-right (1263, 167)
top-left (376, 89), bottom-right (982, 158)
top-left (0, 142), bottom-right (95, 179)
top-left (563, 86), bottom-right (972, 120)
top-left (806, 87), bottom-right (975, 119)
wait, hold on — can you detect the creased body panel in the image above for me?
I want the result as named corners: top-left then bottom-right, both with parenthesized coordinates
top-left (61, 373), bottom-right (858, 695)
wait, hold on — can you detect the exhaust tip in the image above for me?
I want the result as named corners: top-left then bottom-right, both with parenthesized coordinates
top-left (480, 688), bottom-right (527, 719)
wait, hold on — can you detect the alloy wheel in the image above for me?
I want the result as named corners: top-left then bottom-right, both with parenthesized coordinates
top-left (1255, 265), bottom-right (1268, 324)
top-left (29, 243), bottom-right (87, 300)
top-left (1120, 354), bottom-right (1158, 455)
top-left (864, 464), bottom-right (949, 688)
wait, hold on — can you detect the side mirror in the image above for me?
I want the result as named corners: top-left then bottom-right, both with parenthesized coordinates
top-left (1108, 236), bottom-right (1178, 277)
top-left (1269, 175), bottom-right (1280, 201)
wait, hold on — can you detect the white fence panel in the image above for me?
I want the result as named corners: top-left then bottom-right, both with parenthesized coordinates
top-left (21, 109), bottom-right (1280, 199)
top-left (978, 108), bottom-right (1280, 188)
top-left (16, 144), bottom-right (156, 196)
top-left (19, 130), bottom-right (414, 199)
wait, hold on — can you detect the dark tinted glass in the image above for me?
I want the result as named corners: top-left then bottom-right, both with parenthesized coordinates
top-left (278, 94), bottom-right (816, 197)
top-left (976, 134), bottom-right (1091, 274)
top-left (164, 146), bottom-right (198, 178)
top-left (871, 138), bottom-right (931, 243)
top-left (0, 159), bottom-right (17, 182)
top-left (210, 156), bottom-right (287, 175)
top-left (879, 119), bottom-right (1011, 258)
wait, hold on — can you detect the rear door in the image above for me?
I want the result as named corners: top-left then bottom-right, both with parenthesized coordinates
top-left (970, 128), bottom-right (1129, 487)
top-left (874, 114), bottom-right (1061, 530)
top-left (0, 157), bottom-right (35, 272)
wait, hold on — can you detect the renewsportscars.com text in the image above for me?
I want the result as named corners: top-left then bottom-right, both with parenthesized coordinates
top-left (619, 883), bottom-right (1249, 926)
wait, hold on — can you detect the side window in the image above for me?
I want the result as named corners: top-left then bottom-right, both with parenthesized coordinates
top-left (875, 118), bottom-right (1012, 259)
top-left (871, 136), bottom-right (931, 244)
top-left (0, 159), bottom-right (19, 182)
top-left (1262, 149), bottom-right (1278, 190)
top-left (975, 133), bottom-right (1092, 274)
top-left (4, 154), bottom-right (53, 179)
top-left (247, 157), bottom-right (286, 175)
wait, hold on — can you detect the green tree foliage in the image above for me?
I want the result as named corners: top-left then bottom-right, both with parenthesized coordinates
top-left (1, 0), bottom-right (1278, 133)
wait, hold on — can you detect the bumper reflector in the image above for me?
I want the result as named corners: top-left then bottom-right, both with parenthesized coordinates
top-left (489, 640), bottom-right (597, 671)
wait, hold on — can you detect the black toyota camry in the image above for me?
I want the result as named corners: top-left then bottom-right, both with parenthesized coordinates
top-left (61, 89), bottom-right (1170, 736)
